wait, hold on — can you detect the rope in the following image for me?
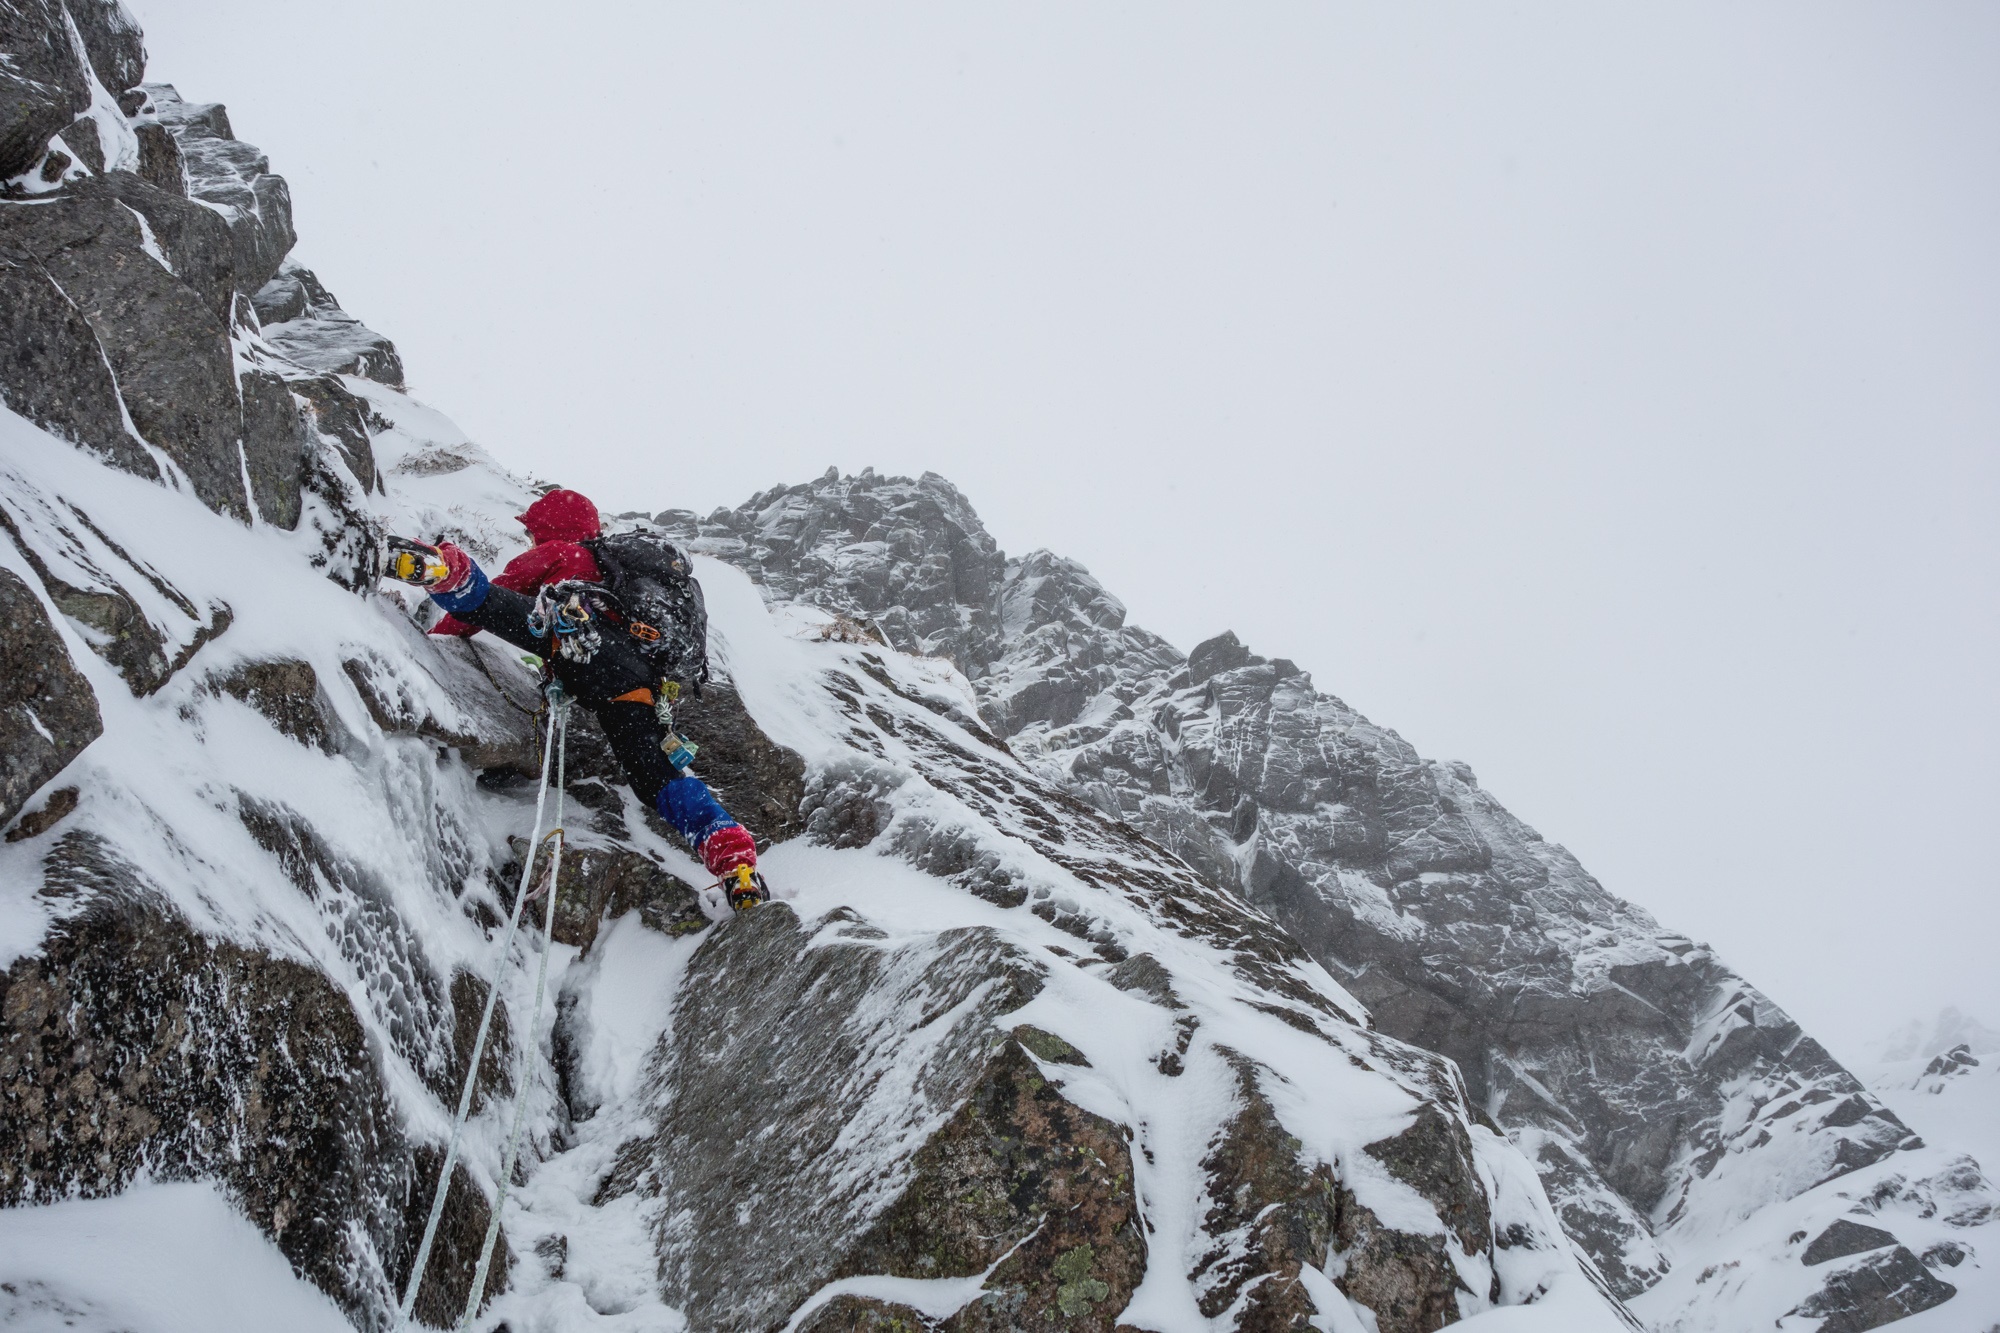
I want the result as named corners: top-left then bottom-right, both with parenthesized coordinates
top-left (392, 687), bottom-right (570, 1331)
top-left (456, 710), bottom-right (568, 1329)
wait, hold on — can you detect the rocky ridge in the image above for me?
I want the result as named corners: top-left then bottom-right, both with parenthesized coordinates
top-left (655, 467), bottom-right (1998, 1332)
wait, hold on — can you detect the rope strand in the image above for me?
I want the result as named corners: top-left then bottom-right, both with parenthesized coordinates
top-left (457, 700), bottom-right (569, 1327)
top-left (392, 688), bottom-right (566, 1331)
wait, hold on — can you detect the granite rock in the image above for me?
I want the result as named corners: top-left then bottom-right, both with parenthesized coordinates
top-left (0, 565), bottom-right (100, 827)
top-left (0, 0), bottom-right (91, 180)
top-left (0, 864), bottom-right (502, 1326)
top-left (0, 178), bottom-right (248, 516)
top-left (0, 249), bottom-right (152, 476)
top-left (252, 257), bottom-right (405, 388)
top-left (144, 84), bottom-right (293, 292)
top-left (64, 0), bottom-right (145, 95)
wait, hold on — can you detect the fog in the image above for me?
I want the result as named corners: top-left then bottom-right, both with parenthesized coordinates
top-left (136, 0), bottom-right (2000, 1064)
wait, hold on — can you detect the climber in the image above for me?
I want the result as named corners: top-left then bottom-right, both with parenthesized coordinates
top-left (386, 488), bottom-right (767, 910)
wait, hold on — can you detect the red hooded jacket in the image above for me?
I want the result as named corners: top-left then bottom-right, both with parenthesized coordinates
top-left (431, 488), bottom-right (602, 637)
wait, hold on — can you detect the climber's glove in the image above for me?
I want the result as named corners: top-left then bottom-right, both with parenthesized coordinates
top-left (424, 542), bottom-right (489, 617)
top-left (431, 542), bottom-right (475, 594)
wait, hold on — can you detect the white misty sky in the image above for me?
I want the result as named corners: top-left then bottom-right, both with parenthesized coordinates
top-left (136, 1), bottom-right (1999, 1062)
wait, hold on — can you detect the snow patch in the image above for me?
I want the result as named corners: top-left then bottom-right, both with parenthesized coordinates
top-left (0, 1182), bottom-right (353, 1333)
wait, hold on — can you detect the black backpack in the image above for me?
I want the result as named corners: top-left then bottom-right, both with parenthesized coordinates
top-left (586, 531), bottom-right (710, 692)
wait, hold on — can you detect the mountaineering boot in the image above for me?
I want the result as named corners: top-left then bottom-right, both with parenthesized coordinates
top-left (724, 864), bottom-right (770, 912)
top-left (697, 823), bottom-right (763, 910)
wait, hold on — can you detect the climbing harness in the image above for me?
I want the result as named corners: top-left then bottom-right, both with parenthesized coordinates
top-left (392, 681), bottom-right (572, 1332)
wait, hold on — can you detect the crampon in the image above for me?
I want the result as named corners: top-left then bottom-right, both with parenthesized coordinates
top-left (716, 864), bottom-right (769, 912)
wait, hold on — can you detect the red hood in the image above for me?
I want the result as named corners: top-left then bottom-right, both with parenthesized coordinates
top-left (518, 488), bottom-right (600, 545)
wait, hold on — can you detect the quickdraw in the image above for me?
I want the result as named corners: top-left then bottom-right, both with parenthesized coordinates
top-left (528, 581), bottom-right (604, 664)
top-left (652, 679), bottom-right (696, 771)
top-left (522, 828), bottom-right (566, 902)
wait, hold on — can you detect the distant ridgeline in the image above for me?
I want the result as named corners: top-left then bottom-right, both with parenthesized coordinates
top-left (1, 4), bottom-right (1993, 1331)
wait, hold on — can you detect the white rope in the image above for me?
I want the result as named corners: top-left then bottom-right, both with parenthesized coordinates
top-left (392, 690), bottom-right (567, 1331)
top-left (456, 701), bottom-right (568, 1329)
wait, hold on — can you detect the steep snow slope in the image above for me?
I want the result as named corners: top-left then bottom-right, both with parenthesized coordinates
top-left (1867, 1015), bottom-right (2000, 1236)
top-left (656, 469), bottom-right (1999, 1333)
top-left (0, 1182), bottom-right (355, 1333)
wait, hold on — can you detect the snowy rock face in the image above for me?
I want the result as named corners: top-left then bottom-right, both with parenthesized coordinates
top-left (144, 83), bottom-right (294, 293)
top-left (254, 256), bottom-right (407, 390)
top-left (563, 621), bottom-right (1608, 1333)
top-left (658, 469), bottom-right (2000, 1331)
top-left (0, 0), bottom-right (96, 180)
top-left (1865, 1010), bottom-right (2000, 1279)
top-left (0, 8), bottom-right (1985, 1330)
top-left (2, 52), bottom-right (384, 546)
top-left (657, 468), bottom-right (1016, 676)
top-left (0, 15), bottom-right (1623, 1332)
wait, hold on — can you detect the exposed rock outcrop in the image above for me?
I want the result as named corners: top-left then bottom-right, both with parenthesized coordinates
top-left (542, 842), bottom-right (705, 950)
top-left (1787, 1243), bottom-right (1956, 1332)
top-left (0, 246), bottom-right (151, 475)
top-left (1188, 1058), bottom-right (1340, 1330)
top-left (0, 0), bottom-right (93, 180)
top-left (211, 656), bottom-right (341, 751)
top-left (64, 0), bottom-right (145, 99)
top-left (839, 1038), bottom-right (1146, 1333)
top-left (0, 564), bottom-right (99, 826)
top-left (607, 905), bottom-right (1051, 1329)
top-left (671, 675), bottom-right (808, 846)
top-left (0, 869), bottom-right (502, 1324)
top-left (660, 466), bottom-right (1012, 673)
top-left (253, 256), bottom-right (405, 389)
top-left (144, 84), bottom-right (292, 292)
top-left (0, 32), bottom-right (384, 563)
top-left (0, 179), bottom-right (247, 514)
top-left (0, 483), bottom-right (230, 695)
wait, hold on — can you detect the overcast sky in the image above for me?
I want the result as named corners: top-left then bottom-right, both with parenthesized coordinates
top-left (137, 0), bottom-right (1999, 1064)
